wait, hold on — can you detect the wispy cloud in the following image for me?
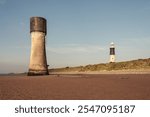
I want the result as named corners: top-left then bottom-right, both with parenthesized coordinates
top-left (13, 45), bottom-right (30, 49)
top-left (47, 44), bottom-right (105, 54)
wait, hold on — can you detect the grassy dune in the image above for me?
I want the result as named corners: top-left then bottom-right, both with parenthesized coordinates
top-left (49, 58), bottom-right (150, 72)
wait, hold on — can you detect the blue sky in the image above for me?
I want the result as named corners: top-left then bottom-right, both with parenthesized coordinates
top-left (0, 0), bottom-right (150, 73)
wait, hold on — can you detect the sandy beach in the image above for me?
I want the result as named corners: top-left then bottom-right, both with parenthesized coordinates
top-left (0, 73), bottom-right (150, 100)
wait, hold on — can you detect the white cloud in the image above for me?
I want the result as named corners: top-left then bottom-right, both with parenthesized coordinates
top-left (47, 44), bottom-right (105, 54)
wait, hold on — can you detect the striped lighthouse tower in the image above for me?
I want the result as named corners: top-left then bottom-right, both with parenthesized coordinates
top-left (109, 42), bottom-right (115, 63)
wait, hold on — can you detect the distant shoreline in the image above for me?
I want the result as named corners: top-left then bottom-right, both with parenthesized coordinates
top-left (0, 69), bottom-right (150, 76)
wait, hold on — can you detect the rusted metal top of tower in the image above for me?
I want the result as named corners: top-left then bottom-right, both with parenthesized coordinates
top-left (30, 17), bottom-right (47, 35)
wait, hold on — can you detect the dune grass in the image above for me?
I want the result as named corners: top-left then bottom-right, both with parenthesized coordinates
top-left (49, 58), bottom-right (150, 72)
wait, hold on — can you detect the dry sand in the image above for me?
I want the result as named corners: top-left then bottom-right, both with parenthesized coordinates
top-left (0, 74), bottom-right (150, 100)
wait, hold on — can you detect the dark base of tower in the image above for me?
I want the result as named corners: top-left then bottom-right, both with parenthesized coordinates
top-left (27, 70), bottom-right (49, 76)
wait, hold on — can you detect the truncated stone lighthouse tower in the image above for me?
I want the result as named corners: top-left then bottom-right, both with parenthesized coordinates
top-left (28, 17), bottom-right (49, 76)
top-left (109, 42), bottom-right (115, 63)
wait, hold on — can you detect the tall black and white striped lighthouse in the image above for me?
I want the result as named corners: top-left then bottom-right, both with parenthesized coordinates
top-left (109, 42), bottom-right (115, 63)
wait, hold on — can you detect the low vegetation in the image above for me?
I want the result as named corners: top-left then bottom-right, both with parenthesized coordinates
top-left (49, 58), bottom-right (150, 72)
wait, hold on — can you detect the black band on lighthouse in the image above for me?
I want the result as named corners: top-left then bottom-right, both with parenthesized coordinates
top-left (110, 48), bottom-right (115, 55)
